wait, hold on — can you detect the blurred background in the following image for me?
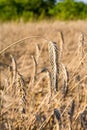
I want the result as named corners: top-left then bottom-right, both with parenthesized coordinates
top-left (0, 0), bottom-right (87, 22)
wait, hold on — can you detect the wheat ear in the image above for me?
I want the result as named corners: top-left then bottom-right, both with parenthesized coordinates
top-left (79, 106), bottom-right (87, 130)
top-left (31, 55), bottom-right (37, 83)
top-left (48, 41), bottom-right (59, 92)
top-left (54, 108), bottom-right (62, 130)
top-left (78, 32), bottom-right (85, 62)
top-left (10, 55), bottom-right (26, 114)
top-left (35, 44), bottom-right (40, 64)
top-left (17, 73), bottom-right (26, 114)
top-left (61, 63), bottom-right (69, 97)
top-left (58, 31), bottom-right (64, 60)
top-left (10, 55), bottom-right (17, 84)
top-left (68, 100), bottom-right (75, 130)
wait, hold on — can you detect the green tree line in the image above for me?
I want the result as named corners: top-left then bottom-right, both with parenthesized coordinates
top-left (0, 0), bottom-right (87, 22)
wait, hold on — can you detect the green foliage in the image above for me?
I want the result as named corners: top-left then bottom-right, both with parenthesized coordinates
top-left (49, 0), bottom-right (87, 20)
top-left (0, 0), bottom-right (87, 21)
top-left (22, 11), bottom-right (34, 22)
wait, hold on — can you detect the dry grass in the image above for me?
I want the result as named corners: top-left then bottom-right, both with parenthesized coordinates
top-left (0, 20), bottom-right (87, 130)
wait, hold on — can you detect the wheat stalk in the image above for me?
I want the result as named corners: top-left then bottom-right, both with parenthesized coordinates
top-left (0, 36), bottom-right (49, 55)
top-left (40, 68), bottom-right (52, 98)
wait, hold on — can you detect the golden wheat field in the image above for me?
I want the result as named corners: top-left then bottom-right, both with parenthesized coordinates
top-left (0, 21), bottom-right (87, 130)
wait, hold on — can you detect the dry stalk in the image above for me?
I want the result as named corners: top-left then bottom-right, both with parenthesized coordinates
top-left (40, 68), bottom-right (52, 98)
top-left (28, 94), bottom-right (49, 128)
top-left (32, 73), bottom-right (46, 91)
top-left (70, 74), bottom-right (87, 92)
top-left (0, 36), bottom-right (49, 55)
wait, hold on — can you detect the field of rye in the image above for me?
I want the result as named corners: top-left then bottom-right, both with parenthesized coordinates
top-left (0, 21), bottom-right (87, 130)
